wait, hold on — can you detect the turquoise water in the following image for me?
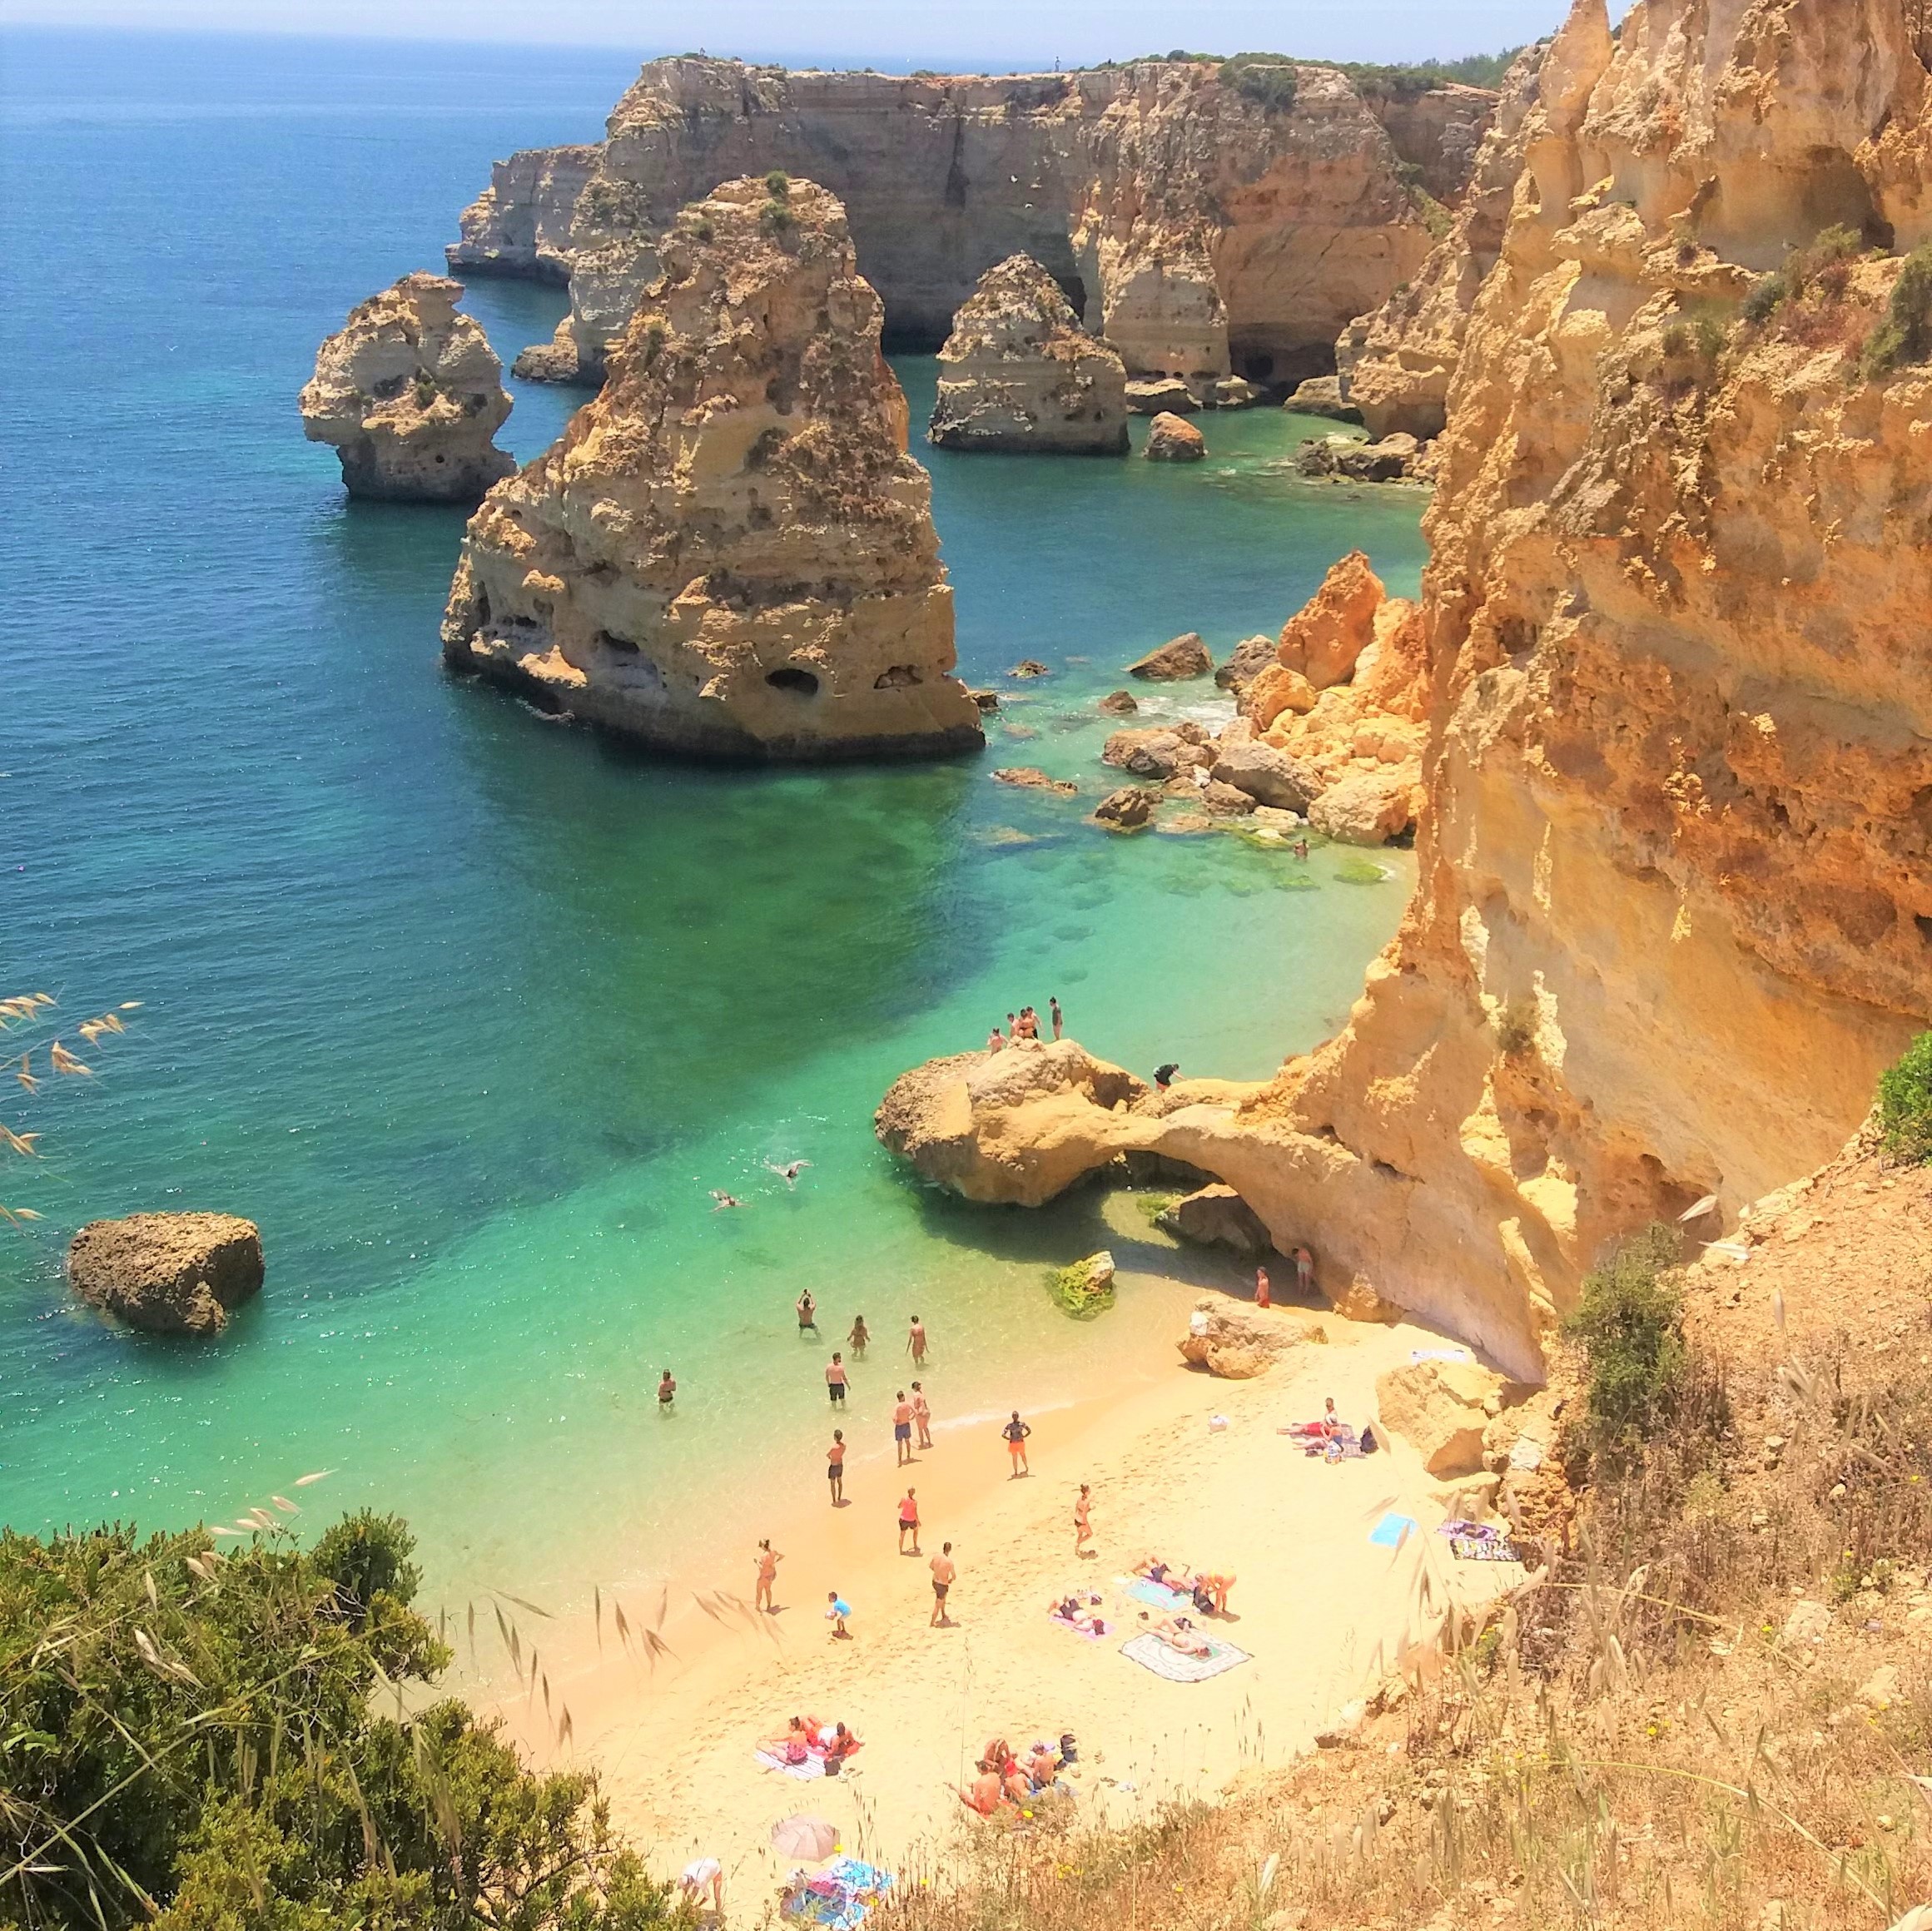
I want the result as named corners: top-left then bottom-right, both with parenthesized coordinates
top-left (0, 29), bottom-right (1427, 1610)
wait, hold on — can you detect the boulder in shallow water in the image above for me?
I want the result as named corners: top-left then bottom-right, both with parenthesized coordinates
top-left (1094, 786), bottom-right (1157, 831)
top-left (1309, 767), bottom-right (1417, 846)
top-left (1144, 412), bottom-right (1207, 461)
top-left (1282, 375), bottom-right (1363, 421)
top-left (1097, 688), bottom-right (1139, 716)
top-left (1158, 1184), bottom-right (1274, 1258)
top-left (1127, 633), bottom-right (1212, 681)
top-left (1214, 633), bottom-right (1277, 693)
top-left (1211, 727), bottom-right (1322, 812)
top-left (67, 1212), bottom-right (264, 1337)
top-left (993, 767), bottom-right (1077, 794)
top-left (1125, 377), bottom-right (1197, 414)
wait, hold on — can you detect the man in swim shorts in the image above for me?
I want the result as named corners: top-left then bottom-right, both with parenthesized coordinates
top-left (826, 1350), bottom-right (847, 1403)
top-left (657, 1368), bottom-right (676, 1409)
top-left (827, 1429), bottom-right (846, 1506)
top-left (1002, 1410), bottom-right (1031, 1477)
top-left (930, 1541), bottom-right (956, 1627)
top-left (796, 1288), bottom-right (818, 1335)
top-left (897, 1487), bottom-right (921, 1556)
top-left (893, 1390), bottom-right (915, 1464)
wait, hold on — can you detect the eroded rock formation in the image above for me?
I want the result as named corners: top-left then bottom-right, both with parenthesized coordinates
top-left (882, 2), bottom-right (1932, 1381)
top-left (448, 146), bottom-right (601, 282)
top-left (928, 255), bottom-right (1127, 453)
top-left (469, 57), bottom-right (1490, 391)
top-left (68, 1213), bottom-right (264, 1337)
top-left (299, 273), bottom-right (514, 502)
top-left (441, 178), bottom-right (982, 762)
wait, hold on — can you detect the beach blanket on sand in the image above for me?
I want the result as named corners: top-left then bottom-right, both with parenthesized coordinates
top-left (1120, 1631), bottom-right (1250, 1683)
top-left (756, 1750), bottom-right (826, 1780)
top-left (1449, 1532), bottom-right (1524, 1563)
top-left (1120, 1576), bottom-right (1191, 1611)
top-left (1369, 1512), bottom-right (1418, 1549)
top-left (783, 1856), bottom-right (892, 1931)
top-left (1050, 1611), bottom-right (1107, 1640)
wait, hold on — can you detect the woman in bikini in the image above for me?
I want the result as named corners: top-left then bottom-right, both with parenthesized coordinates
top-left (753, 1538), bottom-right (782, 1614)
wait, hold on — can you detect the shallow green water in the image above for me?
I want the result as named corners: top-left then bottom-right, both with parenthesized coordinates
top-left (0, 28), bottom-right (1427, 1611)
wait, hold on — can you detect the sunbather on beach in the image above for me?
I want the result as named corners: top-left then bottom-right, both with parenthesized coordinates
top-left (1150, 1613), bottom-right (1213, 1657)
top-left (1050, 1593), bottom-right (1105, 1633)
top-left (961, 1763), bottom-right (1010, 1817)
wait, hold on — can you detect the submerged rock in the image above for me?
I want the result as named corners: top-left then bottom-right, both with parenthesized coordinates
top-left (440, 179), bottom-right (982, 762)
top-left (67, 1213), bottom-right (264, 1337)
top-left (1144, 412), bottom-right (1207, 462)
top-left (929, 255), bottom-right (1128, 454)
top-left (300, 273), bottom-right (514, 503)
top-left (1127, 633), bottom-right (1212, 680)
top-left (993, 767), bottom-right (1078, 794)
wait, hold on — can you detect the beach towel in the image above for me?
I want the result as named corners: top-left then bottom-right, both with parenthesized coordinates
top-left (1119, 1576), bottom-right (1191, 1611)
top-left (783, 1856), bottom-right (892, 1931)
top-left (1411, 1348), bottom-right (1475, 1364)
top-left (1369, 1512), bottom-right (1418, 1549)
top-left (1050, 1611), bottom-right (1107, 1641)
top-left (1120, 1631), bottom-right (1250, 1683)
top-left (757, 1749), bottom-right (827, 1780)
top-left (1449, 1533), bottom-right (1524, 1563)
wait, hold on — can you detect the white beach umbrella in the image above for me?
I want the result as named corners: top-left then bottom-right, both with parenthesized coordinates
top-left (770, 1814), bottom-right (838, 1862)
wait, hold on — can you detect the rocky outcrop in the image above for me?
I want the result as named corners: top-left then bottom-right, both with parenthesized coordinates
top-left (1178, 1298), bottom-right (1296, 1378)
top-left (68, 1213), bottom-right (264, 1337)
top-left (1127, 633), bottom-right (1211, 679)
top-left (440, 179), bottom-right (982, 762)
top-left (488, 58), bottom-right (1487, 390)
top-left (1335, 47), bottom-right (1545, 439)
top-left (299, 274), bottom-right (514, 502)
top-left (1214, 633), bottom-right (1279, 693)
top-left (447, 146), bottom-right (601, 283)
top-left (1094, 786), bottom-right (1156, 830)
top-left (1374, 1358), bottom-right (1504, 1477)
top-left (929, 255), bottom-right (1128, 452)
top-left (1158, 1184), bottom-right (1274, 1257)
top-left (1144, 414), bottom-right (1206, 461)
top-left (1125, 377), bottom-right (1199, 414)
top-left (1281, 374), bottom-right (1363, 420)
top-left (1294, 430), bottom-right (1432, 483)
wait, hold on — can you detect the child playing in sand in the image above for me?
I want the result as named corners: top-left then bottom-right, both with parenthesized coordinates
top-left (826, 1591), bottom-right (852, 1639)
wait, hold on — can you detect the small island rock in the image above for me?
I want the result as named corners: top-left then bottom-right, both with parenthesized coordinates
top-left (1125, 378), bottom-right (1198, 415)
top-left (1127, 632), bottom-right (1212, 681)
top-left (929, 255), bottom-right (1128, 454)
top-left (1097, 688), bottom-right (1139, 716)
top-left (300, 273), bottom-right (515, 503)
top-left (67, 1212), bottom-right (264, 1337)
top-left (1144, 412), bottom-right (1207, 462)
top-left (1094, 786), bottom-right (1156, 830)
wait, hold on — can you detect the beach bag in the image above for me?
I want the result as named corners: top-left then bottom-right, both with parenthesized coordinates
top-left (785, 1740), bottom-right (808, 1765)
top-left (824, 1751), bottom-right (843, 1776)
top-left (1361, 1426), bottom-right (1378, 1454)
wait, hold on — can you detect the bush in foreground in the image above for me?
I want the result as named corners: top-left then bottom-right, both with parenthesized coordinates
top-left (0, 1514), bottom-right (671, 1931)
top-left (1877, 1029), bottom-right (1932, 1163)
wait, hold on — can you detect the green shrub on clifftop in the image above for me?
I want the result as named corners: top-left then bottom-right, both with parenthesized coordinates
top-left (1563, 1222), bottom-right (1687, 1467)
top-left (1863, 243), bottom-right (1932, 377)
top-left (1877, 1030), bottom-right (1932, 1164)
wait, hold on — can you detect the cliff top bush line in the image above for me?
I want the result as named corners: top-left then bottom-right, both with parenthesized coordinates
top-left (1877, 1030), bottom-right (1932, 1163)
top-left (1112, 47), bottom-right (1522, 90)
top-left (0, 1510), bottom-right (672, 1931)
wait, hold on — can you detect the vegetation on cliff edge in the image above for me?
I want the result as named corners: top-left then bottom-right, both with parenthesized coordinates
top-left (1877, 1028), bottom-right (1932, 1163)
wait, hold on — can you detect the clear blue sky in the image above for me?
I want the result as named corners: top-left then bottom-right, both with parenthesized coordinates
top-left (0, 1), bottom-right (1575, 67)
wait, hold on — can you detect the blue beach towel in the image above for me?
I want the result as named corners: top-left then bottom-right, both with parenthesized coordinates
top-left (1120, 1576), bottom-right (1190, 1611)
top-left (1369, 1512), bottom-right (1418, 1549)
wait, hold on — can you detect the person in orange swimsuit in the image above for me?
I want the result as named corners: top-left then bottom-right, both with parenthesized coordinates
top-left (754, 1538), bottom-right (783, 1613)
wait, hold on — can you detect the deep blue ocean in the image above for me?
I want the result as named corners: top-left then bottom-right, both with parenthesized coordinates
top-left (0, 27), bottom-right (1428, 1608)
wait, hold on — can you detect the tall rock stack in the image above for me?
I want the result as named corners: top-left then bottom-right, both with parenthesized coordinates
top-left (299, 273), bottom-right (514, 503)
top-left (928, 255), bottom-right (1128, 453)
top-left (440, 177), bottom-right (984, 762)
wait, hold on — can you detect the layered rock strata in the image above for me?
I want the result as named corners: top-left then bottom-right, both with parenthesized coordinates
top-left (448, 146), bottom-right (601, 282)
top-left (299, 273), bottom-right (514, 502)
top-left (441, 178), bottom-right (982, 762)
top-left (473, 58), bottom-right (1488, 390)
top-left (883, 0), bottom-right (1932, 1381)
top-left (927, 254), bottom-right (1128, 453)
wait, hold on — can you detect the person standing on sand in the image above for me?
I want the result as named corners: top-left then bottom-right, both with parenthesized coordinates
top-left (893, 1389), bottom-right (915, 1465)
top-left (827, 1428), bottom-right (847, 1505)
top-left (1050, 996), bottom-right (1063, 1040)
top-left (898, 1487), bottom-right (921, 1556)
top-left (848, 1314), bottom-right (870, 1358)
top-left (826, 1350), bottom-right (848, 1404)
top-left (796, 1288), bottom-right (818, 1335)
top-left (907, 1315), bottom-right (928, 1366)
top-left (754, 1538), bottom-right (783, 1613)
top-left (826, 1591), bottom-right (852, 1639)
top-left (1074, 1482), bottom-right (1093, 1558)
top-left (1294, 1245), bottom-right (1314, 1298)
top-left (930, 1541), bottom-right (956, 1626)
top-left (1002, 1410), bottom-right (1032, 1477)
top-left (911, 1381), bottom-right (933, 1450)
top-left (657, 1368), bottom-right (676, 1410)
top-left (1254, 1265), bottom-right (1271, 1310)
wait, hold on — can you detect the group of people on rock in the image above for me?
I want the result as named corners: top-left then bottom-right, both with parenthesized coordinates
top-left (986, 997), bottom-right (1062, 1050)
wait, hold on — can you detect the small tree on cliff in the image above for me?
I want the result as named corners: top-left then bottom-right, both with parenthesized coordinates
top-left (1877, 1030), bottom-right (1932, 1164)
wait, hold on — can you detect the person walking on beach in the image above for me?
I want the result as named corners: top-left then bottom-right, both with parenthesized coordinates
top-left (911, 1381), bottom-right (933, 1450)
top-left (893, 1389), bottom-right (916, 1465)
top-left (906, 1315), bottom-right (929, 1366)
top-left (897, 1487), bottom-right (921, 1556)
top-left (826, 1350), bottom-right (848, 1405)
top-left (848, 1314), bottom-right (870, 1358)
top-left (1254, 1264), bottom-right (1271, 1310)
top-left (1002, 1410), bottom-right (1032, 1477)
top-left (1074, 1482), bottom-right (1093, 1558)
top-left (657, 1368), bottom-right (676, 1410)
top-left (1294, 1245), bottom-right (1314, 1298)
top-left (930, 1541), bottom-right (956, 1627)
top-left (827, 1428), bottom-right (847, 1506)
top-left (826, 1591), bottom-right (852, 1640)
top-left (796, 1288), bottom-right (818, 1335)
top-left (754, 1538), bottom-right (783, 1613)
top-left (1050, 996), bottom-right (1063, 1040)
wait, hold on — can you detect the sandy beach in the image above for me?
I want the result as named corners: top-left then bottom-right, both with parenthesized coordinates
top-left (487, 1283), bottom-right (1518, 1908)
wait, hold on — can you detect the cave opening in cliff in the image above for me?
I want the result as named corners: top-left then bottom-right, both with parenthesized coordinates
top-left (766, 666), bottom-right (821, 695)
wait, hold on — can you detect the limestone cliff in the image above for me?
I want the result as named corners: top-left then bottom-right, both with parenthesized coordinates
top-left (447, 146), bottom-right (601, 283)
top-left (928, 255), bottom-right (1128, 453)
top-left (465, 58), bottom-right (1487, 391)
top-left (880, 0), bottom-right (1932, 1382)
top-left (441, 178), bottom-right (982, 762)
top-left (299, 273), bottom-right (514, 503)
